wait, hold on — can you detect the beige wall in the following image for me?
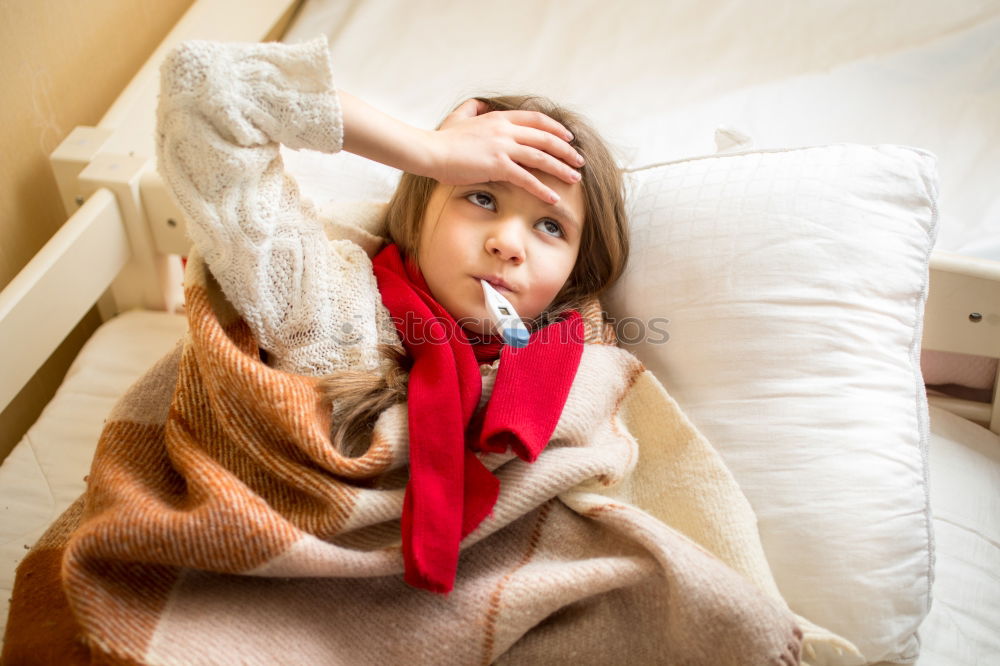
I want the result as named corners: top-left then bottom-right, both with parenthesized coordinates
top-left (0, 0), bottom-right (195, 462)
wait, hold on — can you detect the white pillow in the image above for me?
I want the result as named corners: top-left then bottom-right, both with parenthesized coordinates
top-left (281, 145), bottom-right (401, 206)
top-left (605, 144), bottom-right (938, 665)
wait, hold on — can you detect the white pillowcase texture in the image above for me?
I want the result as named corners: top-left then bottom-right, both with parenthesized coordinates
top-left (608, 144), bottom-right (937, 664)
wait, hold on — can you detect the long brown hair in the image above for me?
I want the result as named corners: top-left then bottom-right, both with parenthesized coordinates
top-left (321, 95), bottom-right (629, 456)
top-left (388, 95), bottom-right (629, 320)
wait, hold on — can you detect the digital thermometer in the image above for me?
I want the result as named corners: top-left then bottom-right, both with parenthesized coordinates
top-left (480, 280), bottom-right (530, 348)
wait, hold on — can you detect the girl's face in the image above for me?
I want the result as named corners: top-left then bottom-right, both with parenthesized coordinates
top-left (416, 170), bottom-right (585, 336)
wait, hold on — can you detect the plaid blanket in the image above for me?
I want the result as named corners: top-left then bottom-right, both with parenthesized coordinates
top-left (2, 253), bottom-right (855, 665)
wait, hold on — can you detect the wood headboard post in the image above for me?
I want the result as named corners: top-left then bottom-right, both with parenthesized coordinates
top-left (78, 153), bottom-right (181, 317)
top-left (923, 252), bottom-right (1000, 434)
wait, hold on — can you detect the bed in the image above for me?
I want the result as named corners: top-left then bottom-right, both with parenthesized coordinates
top-left (1, 0), bottom-right (998, 663)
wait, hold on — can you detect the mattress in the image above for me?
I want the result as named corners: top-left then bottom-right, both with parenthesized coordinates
top-left (918, 407), bottom-right (1000, 665)
top-left (0, 311), bottom-right (188, 636)
top-left (2, 312), bottom-right (999, 663)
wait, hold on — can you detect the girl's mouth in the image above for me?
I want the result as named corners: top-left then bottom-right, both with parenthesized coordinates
top-left (475, 275), bottom-right (516, 294)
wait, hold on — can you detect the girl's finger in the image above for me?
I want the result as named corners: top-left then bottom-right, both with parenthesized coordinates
top-left (514, 125), bottom-right (585, 169)
top-left (500, 157), bottom-right (560, 204)
top-left (439, 99), bottom-right (489, 130)
top-left (502, 109), bottom-right (575, 142)
top-left (509, 145), bottom-right (582, 186)
top-left (451, 98), bottom-right (488, 119)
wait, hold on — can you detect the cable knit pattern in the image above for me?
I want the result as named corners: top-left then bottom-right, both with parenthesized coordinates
top-left (156, 36), bottom-right (399, 375)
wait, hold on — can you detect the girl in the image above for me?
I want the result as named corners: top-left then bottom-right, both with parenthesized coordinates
top-left (16, 35), bottom-right (808, 664)
top-left (157, 37), bottom-right (627, 596)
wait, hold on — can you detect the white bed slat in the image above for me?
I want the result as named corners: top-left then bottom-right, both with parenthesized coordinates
top-left (49, 126), bottom-right (115, 220)
top-left (0, 189), bottom-right (130, 412)
top-left (923, 251), bottom-right (1000, 433)
top-left (924, 251), bottom-right (1000, 359)
top-left (77, 153), bottom-right (177, 316)
top-left (140, 169), bottom-right (193, 257)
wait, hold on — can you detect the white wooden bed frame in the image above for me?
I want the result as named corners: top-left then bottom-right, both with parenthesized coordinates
top-left (0, 0), bottom-right (998, 436)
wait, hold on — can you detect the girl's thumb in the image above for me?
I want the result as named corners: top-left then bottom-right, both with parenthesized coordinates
top-left (454, 98), bottom-right (488, 118)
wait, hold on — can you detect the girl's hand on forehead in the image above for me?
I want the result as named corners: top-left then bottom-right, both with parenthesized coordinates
top-left (424, 99), bottom-right (585, 204)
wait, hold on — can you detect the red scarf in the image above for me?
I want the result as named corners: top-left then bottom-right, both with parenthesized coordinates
top-left (372, 244), bottom-right (584, 594)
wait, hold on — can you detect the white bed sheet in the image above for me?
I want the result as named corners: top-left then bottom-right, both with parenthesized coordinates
top-left (918, 407), bottom-right (1000, 665)
top-left (281, 0), bottom-right (1000, 262)
top-left (0, 311), bottom-right (188, 638)
top-left (2, 313), bottom-right (999, 663)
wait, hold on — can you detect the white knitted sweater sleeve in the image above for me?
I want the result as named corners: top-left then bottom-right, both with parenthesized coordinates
top-left (156, 37), bottom-right (396, 376)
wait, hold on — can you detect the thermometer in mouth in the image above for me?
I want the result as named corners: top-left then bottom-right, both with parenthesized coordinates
top-left (480, 280), bottom-right (530, 348)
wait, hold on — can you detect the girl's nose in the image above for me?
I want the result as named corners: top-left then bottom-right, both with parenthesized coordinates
top-left (485, 219), bottom-right (525, 264)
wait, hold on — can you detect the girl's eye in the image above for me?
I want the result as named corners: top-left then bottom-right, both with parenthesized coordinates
top-left (535, 218), bottom-right (564, 238)
top-left (466, 192), bottom-right (496, 211)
